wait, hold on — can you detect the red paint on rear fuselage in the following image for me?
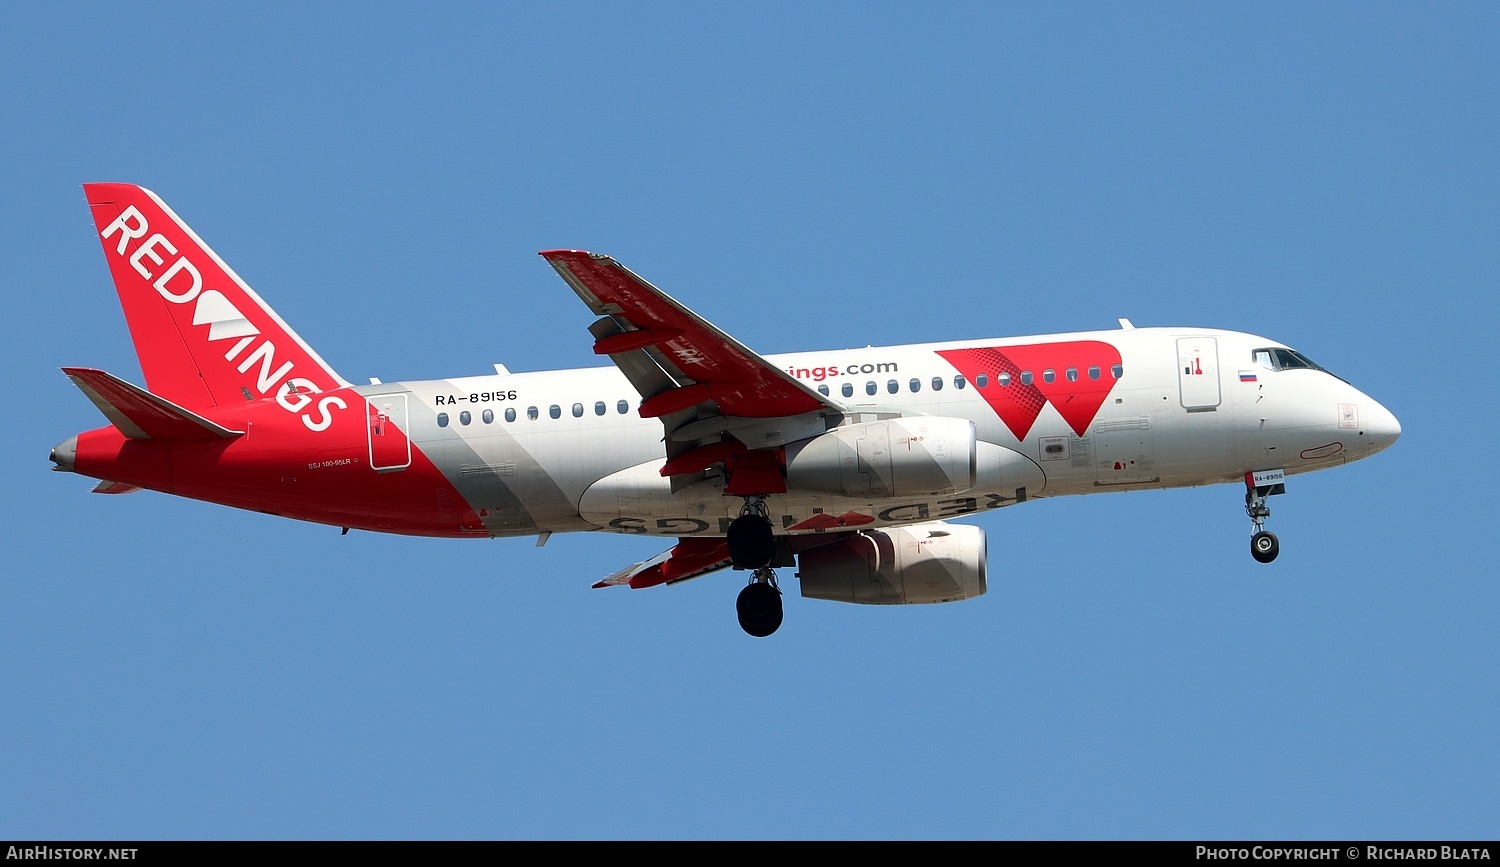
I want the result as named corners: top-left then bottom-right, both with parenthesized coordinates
top-left (72, 389), bottom-right (483, 537)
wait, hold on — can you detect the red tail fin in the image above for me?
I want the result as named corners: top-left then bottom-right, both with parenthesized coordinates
top-left (83, 184), bottom-right (347, 411)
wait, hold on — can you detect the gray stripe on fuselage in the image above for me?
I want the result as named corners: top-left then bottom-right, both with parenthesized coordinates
top-left (354, 382), bottom-right (592, 537)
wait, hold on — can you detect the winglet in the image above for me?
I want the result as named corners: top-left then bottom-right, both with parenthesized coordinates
top-left (62, 367), bottom-right (244, 440)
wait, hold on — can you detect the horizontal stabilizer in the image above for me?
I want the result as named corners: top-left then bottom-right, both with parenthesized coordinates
top-left (92, 480), bottom-right (142, 494)
top-left (63, 367), bottom-right (244, 440)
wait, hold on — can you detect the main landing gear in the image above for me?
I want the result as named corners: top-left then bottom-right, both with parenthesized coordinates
top-left (1245, 475), bottom-right (1283, 564)
top-left (737, 571), bottom-right (783, 638)
top-left (728, 496), bottom-right (783, 637)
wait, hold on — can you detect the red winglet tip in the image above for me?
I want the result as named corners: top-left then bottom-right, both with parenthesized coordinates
top-left (539, 249), bottom-right (600, 261)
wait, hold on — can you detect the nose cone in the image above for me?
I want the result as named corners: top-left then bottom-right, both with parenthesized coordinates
top-left (1363, 399), bottom-right (1401, 456)
top-left (50, 434), bottom-right (77, 472)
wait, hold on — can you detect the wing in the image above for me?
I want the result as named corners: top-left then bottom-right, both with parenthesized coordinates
top-left (594, 537), bottom-right (732, 589)
top-left (542, 250), bottom-right (848, 494)
top-left (541, 250), bottom-right (844, 420)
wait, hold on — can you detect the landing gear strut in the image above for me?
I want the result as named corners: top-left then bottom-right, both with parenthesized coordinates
top-left (729, 495), bottom-right (783, 636)
top-left (1245, 476), bottom-right (1282, 564)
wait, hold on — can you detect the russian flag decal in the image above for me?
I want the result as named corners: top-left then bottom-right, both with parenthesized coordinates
top-left (1239, 371), bottom-right (1258, 383)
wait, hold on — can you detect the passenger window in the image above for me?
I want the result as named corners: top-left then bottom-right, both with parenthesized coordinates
top-left (549, 405), bottom-right (561, 419)
top-left (818, 384), bottom-right (829, 396)
top-left (460, 411), bottom-right (472, 425)
top-left (1020, 371), bottom-right (1033, 385)
top-left (572, 403), bottom-right (583, 417)
top-left (977, 374), bottom-right (989, 388)
top-left (998, 371), bottom-right (1011, 387)
top-left (954, 376), bottom-right (966, 390)
top-left (1111, 363), bottom-right (1123, 379)
top-left (437, 412), bottom-right (449, 428)
top-left (887, 379), bottom-right (899, 394)
top-left (482, 409), bottom-right (494, 424)
top-left (1088, 365), bottom-right (1101, 381)
top-left (1042, 369), bottom-right (1055, 384)
top-left (909, 378), bottom-right (921, 392)
top-left (617, 400), bottom-right (629, 414)
top-left (595, 401), bottom-right (606, 416)
top-left (931, 376), bottom-right (943, 392)
top-left (527, 406), bottom-right (539, 420)
top-left (1065, 367), bottom-right (1078, 382)
top-left (842, 383), bottom-right (854, 398)
top-left (504, 407), bottom-right (516, 423)
top-left (866, 381), bottom-right (877, 396)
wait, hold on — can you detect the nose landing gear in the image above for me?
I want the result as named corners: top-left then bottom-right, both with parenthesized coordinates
top-left (1245, 472), bottom-right (1284, 563)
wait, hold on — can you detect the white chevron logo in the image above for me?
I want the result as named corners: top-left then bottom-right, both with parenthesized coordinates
top-left (191, 290), bottom-right (260, 341)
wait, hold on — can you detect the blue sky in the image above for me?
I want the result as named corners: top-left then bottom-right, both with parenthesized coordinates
top-left (2, 2), bottom-right (1496, 841)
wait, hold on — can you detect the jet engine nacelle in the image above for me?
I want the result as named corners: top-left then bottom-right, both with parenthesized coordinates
top-left (784, 417), bottom-right (977, 499)
top-left (797, 522), bottom-right (986, 605)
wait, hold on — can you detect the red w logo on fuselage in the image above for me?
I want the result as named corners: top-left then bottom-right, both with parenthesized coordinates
top-left (937, 341), bottom-right (1122, 440)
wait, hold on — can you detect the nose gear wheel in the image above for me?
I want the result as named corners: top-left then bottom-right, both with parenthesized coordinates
top-left (1251, 530), bottom-right (1279, 563)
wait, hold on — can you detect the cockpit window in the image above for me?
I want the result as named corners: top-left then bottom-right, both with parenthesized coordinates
top-left (1252, 347), bottom-right (1340, 379)
top-left (1276, 349), bottom-right (1316, 371)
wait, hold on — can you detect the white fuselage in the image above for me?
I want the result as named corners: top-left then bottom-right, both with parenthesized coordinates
top-left (357, 325), bottom-right (1399, 539)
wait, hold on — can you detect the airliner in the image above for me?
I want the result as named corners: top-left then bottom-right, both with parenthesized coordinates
top-left (51, 184), bottom-right (1401, 637)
